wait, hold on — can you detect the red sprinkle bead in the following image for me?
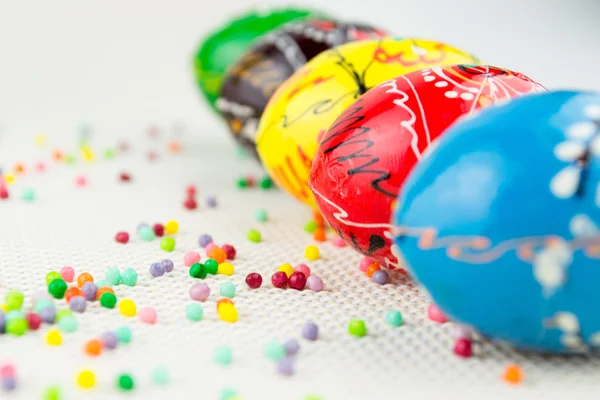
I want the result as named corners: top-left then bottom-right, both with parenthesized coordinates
top-left (119, 172), bottom-right (131, 182)
top-left (147, 151), bottom-right (158, 161)
top-left (186, 185), bottom-right (197, 196)
top-left (184, 198), bottom-right (197, 210)
top-left (26, 312), bottom-right (42, 330)
top-left (115, 231), bottom-right (129, 244)
top-left (246, 176), bottom-right (256, 187)
top-left (271, 271), bottom-right (288, 289)
top-left (0, 187), bottom-right (8, 199)
top-left (221, 244), bottom-right (236, 260)
top-left (245, 273), bottom-right (262, 289)
top-left (453, 338), bottom-right (473, 358)
top-left (153, 223), bottom-right (164, 237)
top-left (288, 271), bottom-right (307, 291)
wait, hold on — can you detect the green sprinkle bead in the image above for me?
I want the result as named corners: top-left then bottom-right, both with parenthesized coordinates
top-left (160, 237), bottom-right (176, 252)
top-left (348, 319), bottom-right (367, 337)
top-left (115, 326), bottom-right (132, 344)
top-left (43, 385), bottom-right (62, 400)
top-left (150, 366), bottom-right (169, 385)
top-left (64, 154), bottom-right (76, 164)
top-left (220, 282), bottom-right (236, 298)
top-left (58, 316), bottom-right (78, 333)
top-left (185, 303), bottom-right (203, 321)
top-left (6, 318), bottom-right (28, 336)
top-left (103, 148), bottom-right (115, 159)
top-left (5, 310), bottom-right (25, 321)
top-left (139, 226), bottom-right (155, 242)
top-left (121, 268), bottom-right (138, 286)
top-left (259, 177), bottom-right (273, 189)
top-left (105, 267), bottom-right (121, 286)
top-left (22, 188), bottom-right (35, 201)
top-left (246, 229), bottom-right (261, 243)
top-left (236, 177), bottom-right (248, 189)
top-left (204, 259), bottom-right (218, 275)
top-left (254, 208), bottom-right (268, 223)
top-left (220, 387), bottom-right (239, 400)
top-left (48, 279), bottom-right (68, 299)
top-left (34, 299), bottom-right (55, 314)
top-left (189, 263), bottom-right (207, 279)
top-left (214, 346), bottom-right (233, 365)
top-left (385, 310), bottom-right (403, 327)
top-left (5, 290), bottom-right (24, 311)
top-left (100, 292), bottom-right (117, 309)
top-left (304, 221), bottom-right (318, 233)
top-left (46, 271), bottom-right (62, 285)
top-left (264, 340), bottom-right (286, 361)
top-left (56, 309), bottom-right (73, 322)
top-left (95, 279), bottom-right (110, 288)
top-left (117, 374), bottom-right (135, 391)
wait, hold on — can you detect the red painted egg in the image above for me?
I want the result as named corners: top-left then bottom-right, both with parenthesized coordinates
top-left (310, 65), bottom-right (545, 270)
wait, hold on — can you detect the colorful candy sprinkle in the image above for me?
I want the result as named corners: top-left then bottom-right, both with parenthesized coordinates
top-left (264, 340), bottom-right (286, 361)
top-left (214, 346), bottom-right (233, 365)
top-left (348, 319), bottom-right (367, 338)
top-left (76, 370), bottom-right (96, 389)
top-left (115, 231), bottom-right (129, 244)
top-left (271, 272), bottom-right (288, 289)
top-left (198, 234), bottom-right (213, 247)
top-left (185, 303), bottom-right (203, 321)
top-left (164, 220), bottom-right (179, 235)
top-left (372, 270), bottom-right (389, 285)
top-left (119, 299), bottom-right (137, 317)
top-left (454, 338), bottom-right (473, 358)
top-left (503, 364), bottom-right (524, 384)
top-left (306, 276), bottom-right (324, 292)
top-left (189, 283), bottom-right (210, 301)
top-left (105, 267), bottom-right (121, 286)
top-left (245, 273), bottom-right (262, 289)
top-left (160, 237), bottom-right (176, 252)
top-left (220, 282), bottom-right (236, 298)
top-left (218, 262), bottom-right (234, 276)
top-left (115, 326), bottom-right (132, 344)
top-left (278, 264), bottom-right (294, 278)
top-left (184, 251), bottom-right (201, 266)
top-left (254, 208), bottom-right (268, 222)
top-left (305, 245), bottom-right (320, 261)
top-left (46, 329), bottom-right (63, 346)
top-left (117, 374), bottom-right (135, 391)
top-left (385, 310), bottom-right (403, 327)
top-left (149, 262), bottom-right (165, 278)
top-left (302, 322), bottom-right (319, 341)
top-left (289, 272), bottom-right (307, 291)
top-left (139, 307), bottom-right (157, 324)
top-left (59, 266), bottom-right (75, 283)
top-left (246, 229), bottom-right (261, 243)
top-left (121, 268), bottom-right (138, 286)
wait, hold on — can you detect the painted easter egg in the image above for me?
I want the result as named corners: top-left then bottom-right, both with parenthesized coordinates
top-left (217, 19), bottom-right (387, 159)
top-left (392, 91), bottom-right (600, 353)
top-left (193, 7), bottom-right (324, 112)
top-left (310, 65), bottom-right (545, 270)
top-left (255, 38), bottom-right (480, 208)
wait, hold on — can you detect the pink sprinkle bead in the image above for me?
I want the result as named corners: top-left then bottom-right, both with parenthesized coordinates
top-left (428, 304), bottom-right (448, 323)
top-left (35, 161), bottom-right (46, 172)
top-left (60, 266), bottom-right (75, 283)
top-left (294, 264), bottom-right (311, 278)
top-left (74, 175), bottom-right (87, 187)
top-left (184, 251), bottom-right (201, 267)
top-left (189, 283), bottom-right (210, 301)
top-left (306, 275), bottom-right (324, 292)
top-left (139, 307), bottom-right (157, 324)
top-left (453, 338), bottom-right (473, 358)
top-left (359, 257), bottom-right (375, 272)
top-left (331, 235), bottom-right (347, 248)
top-left (205, 243), bottom-right (218, 253)
top-left (0, 363), bottom-right (15, 378)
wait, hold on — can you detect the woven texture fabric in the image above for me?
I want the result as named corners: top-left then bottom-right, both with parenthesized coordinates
top-left (0, 131), bottom-right (599, 400)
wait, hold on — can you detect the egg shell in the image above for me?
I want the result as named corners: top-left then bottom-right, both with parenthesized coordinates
top-left (256, 37), bottom-right (480, 208)
top-left (392, 90), bottom-right (600, 353)
top-left (310, 65), bottom-right (545, 269)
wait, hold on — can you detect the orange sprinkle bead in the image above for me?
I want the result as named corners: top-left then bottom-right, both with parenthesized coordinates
top-left (13, 163), bottom-right (25, 174)
top-left (216, 298), bottom-right (233, 311)
top-left (312, 210), bottom-right (326, 228)
top-left (167, 140), bottom-right (181, 153)
top-left (209, 247), bottom-right (227, 264)
top-left (503, 364), bottom-right (523, 384)
top-left (84, 339), bottom-right (103, 357)
top-left (96, 287), bottom-right (115, 301)
top-left (366, 263), bottom-right (381, 278)
top-left (52, 149), bottom-right (64, 161)
top-left (313, 227), bottom-right (326, 242)
top-left (64, 287), bottom-right (84, 303)
top-left (77, 273), bottom-right (94, 287)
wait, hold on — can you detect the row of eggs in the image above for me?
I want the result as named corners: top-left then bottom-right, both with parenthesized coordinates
top-left (194, 7), bottom-right (600, 353)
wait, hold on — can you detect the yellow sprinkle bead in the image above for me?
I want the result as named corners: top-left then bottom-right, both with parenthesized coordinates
top-left (80, 145), bottom-right (94, 162)
top-left (34, 133), bottom-right (47, 147)
top-left (0, 304), bottom-right (6, 312)
top-left (218, 262), bottom-right (235, 276)
top-left (278, 263), bottom-right (294, 278)
top-left (305, 245), bottom-right (320, 261)
top-left (4, 174), bottom-right (15, 185)
top-left (218, 303), bottom-right (238, 323)
top-left (46, 329), bottom-right (63, 346)
top-left (164, 220), bottom-right (179, 235)
top-left (76, 369), bottom-right (96, 389)
top-left (119, 299), bottom-right (137, 317)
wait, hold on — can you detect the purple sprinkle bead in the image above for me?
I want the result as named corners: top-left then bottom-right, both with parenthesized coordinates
top-left (276, 357), bottom-right (295, 376)
top-left (189, 283), bottom-right (210, 302)
top-left (372, 270), bottom-right (389, 285)
top-left (137, 222), bottom-right (150, 232)
top-left (198, 234), bottom-right (213, 248)
top-left (69, 296), bottom-right (87, 313)
top-left (39, 307), bottom-right (56, 324)
top-left (161, 259), bottom-right (174, 273)
top-left (306, 276), bottom-right (324, 292)
top-left (301, 322), bottom-right (319, 341)
top-left (149, 262), bottom-right (165, 278)
top-left (81, 282), bottom-right (98, 301)
top-left (284, 339), bottom-right (300, 356)
top-left (101, 331), bottom-right (119, 350)
top-left (1, 377), bottom-right (16, 391)
top-left (205, 196), bottom-right (217, 208)
top-left (0, 311), bottom-right (5, 334)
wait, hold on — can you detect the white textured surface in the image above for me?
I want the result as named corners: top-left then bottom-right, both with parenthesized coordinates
top-left (1, 131), bottom-right (600, 400)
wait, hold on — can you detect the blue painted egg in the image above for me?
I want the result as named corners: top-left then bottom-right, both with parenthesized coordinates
top-left (392, 91), bottom-right (600, 353)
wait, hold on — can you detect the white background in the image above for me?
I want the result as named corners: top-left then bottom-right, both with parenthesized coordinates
top-left (0, 0), bottom-right (599, 141)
